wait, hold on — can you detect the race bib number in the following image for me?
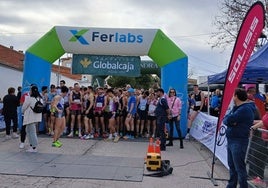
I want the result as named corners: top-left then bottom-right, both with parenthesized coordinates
top-left (149, 105), bottom-right (156, 112)
top-left (140, 105), bottom-right (146, 111)
top-left (195, 101), bottom-right (201, 106)
top-left (74, 99), bottom-right (80, 103)
top-left (96, 102), bottom-right (103, 108)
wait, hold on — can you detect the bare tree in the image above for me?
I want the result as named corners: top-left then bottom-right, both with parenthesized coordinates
top-left (210, 0), bottom-right (268, 50)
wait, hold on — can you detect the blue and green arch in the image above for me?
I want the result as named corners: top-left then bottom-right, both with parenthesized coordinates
top-left (23, 26), bottom-right (188, 136)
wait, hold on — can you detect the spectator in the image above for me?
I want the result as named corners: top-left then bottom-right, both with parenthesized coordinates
top-left (223, 88), bottom-right (255, 188)
top-left (2, 87), bottom-right (19, 140)
top-left (166, 88), bottom-right (183, 149)
top-left (249, 106), bottom-right (268, 187)
top-left (201, 94), bottom-right (208, 112)
top-left (40, 86), bottom-right (48, 134)
top-left (22, 86), bottom-right (43, 152)
top-left (209, 89), bottom-right (221, 117)
top-left (154, 88), bottom-right (171, 151)
top-left (17, 86), bottom-right (22, 106)
top-left (19, 87), bottom-right (31, 149)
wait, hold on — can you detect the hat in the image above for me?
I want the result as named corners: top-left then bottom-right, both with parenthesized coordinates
top-left (127, 88), bottom-right (135, 93)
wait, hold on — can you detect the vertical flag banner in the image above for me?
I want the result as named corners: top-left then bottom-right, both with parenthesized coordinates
top-left (218, 1), bottom-right (265, 128)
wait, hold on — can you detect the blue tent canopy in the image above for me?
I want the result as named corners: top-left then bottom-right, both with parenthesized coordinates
top-left (208, 43), bottom-right (268, 84)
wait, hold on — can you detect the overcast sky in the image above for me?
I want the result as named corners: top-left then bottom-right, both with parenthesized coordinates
top-left (0, 0), bottom-right (232, 80)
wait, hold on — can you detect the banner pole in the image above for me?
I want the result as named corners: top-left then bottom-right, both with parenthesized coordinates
top-left (207, 119), bottom-right (220, 186)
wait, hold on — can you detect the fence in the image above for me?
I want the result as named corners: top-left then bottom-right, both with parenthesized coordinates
top-left (247, 128), bottom-right (268, 188)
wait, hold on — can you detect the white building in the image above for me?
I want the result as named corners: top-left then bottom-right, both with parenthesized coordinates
top-left (0, 44), bottom-right (90, 99)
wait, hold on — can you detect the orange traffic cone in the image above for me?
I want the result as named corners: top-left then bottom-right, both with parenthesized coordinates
top-left (155, 138), bottom-right (161, 154)
top-left (147, 137), bottom-right (155, 153)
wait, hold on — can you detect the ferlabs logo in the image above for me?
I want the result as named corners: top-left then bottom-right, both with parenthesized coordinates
top-left (69, 29), bottom-right (89, 45)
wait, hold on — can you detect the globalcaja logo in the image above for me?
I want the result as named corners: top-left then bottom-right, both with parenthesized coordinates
top-left (69, 29), bottom-right (89, 45)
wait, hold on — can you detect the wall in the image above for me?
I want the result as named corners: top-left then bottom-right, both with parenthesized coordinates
top-left (0, 66), bottom-right (22, 99)
top-left (0, 65), bottom-right (78, 99)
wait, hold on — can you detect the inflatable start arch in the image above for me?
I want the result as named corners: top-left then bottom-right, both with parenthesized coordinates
top-left (23, 26), bottom-right (188, 135)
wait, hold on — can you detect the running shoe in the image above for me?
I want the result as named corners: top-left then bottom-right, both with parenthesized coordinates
top-left (82, 134), bottom-right (90, 140)
top-left (94, 133), bottom-right (99, 138)
top-left (4, 135), bottom-right (11, 141)
top-left (102, 133), bottom-right (108, 138)
top-left (123, 134), bottom-right (130, 140)
top-left (114, 135), bottom-right (120, 143)
top-left (55, 140), bottom-right (62, 147)
top-left (185, 133), bottom-right (190, 140)
top-left (52, 141), bottom-right (61, 148)
top-left (26, 147), bottom-right (37, 153)
top-left (67, 132), bottom-right (73, 138)
top-left (104, 136), bottom-right (114, 142)
top-left (19, 142), bottom-right (25, 149)
top-left (12, 132), bottom-right (19, 139)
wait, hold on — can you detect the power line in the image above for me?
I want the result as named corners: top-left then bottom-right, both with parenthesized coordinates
top-left (189, 54), bottom-right (227, 69)
top-left (188, 63), bottom-right (220, 75)
top-left (171, 31), bottom-right (224, 39)
top-left (0, 31), bottom-right (44, 35)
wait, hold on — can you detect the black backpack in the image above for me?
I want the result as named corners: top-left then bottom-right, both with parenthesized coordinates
top-left (31, 98), bottom-right (43, 113)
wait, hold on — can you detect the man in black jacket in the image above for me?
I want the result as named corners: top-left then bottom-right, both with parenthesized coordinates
top-left (155, 88), bottom-right (171, 151)
top-left (2, 87), bottom-right (19, 140)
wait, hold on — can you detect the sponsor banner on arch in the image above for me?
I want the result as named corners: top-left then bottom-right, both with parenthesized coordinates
top-left (55, 26), bottom-right (157, 56)
top-left (72, 54), bottom-right (141, 77)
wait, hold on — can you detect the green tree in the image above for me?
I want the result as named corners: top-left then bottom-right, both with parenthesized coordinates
top-left (107, 74), bottom-right (157, 89)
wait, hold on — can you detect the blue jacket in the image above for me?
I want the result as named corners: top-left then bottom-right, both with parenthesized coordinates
top-left (223, 102), bottom-right (255, 140)
top-left (210, 95), bottom-right (221, 108)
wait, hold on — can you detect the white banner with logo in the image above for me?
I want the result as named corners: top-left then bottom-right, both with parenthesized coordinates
top-left (56, 26), bottom-right (157, 56)
top-left (190, 112), bottom-right (228, 168)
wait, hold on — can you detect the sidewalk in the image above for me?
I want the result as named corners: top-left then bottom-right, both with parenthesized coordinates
top-left (0, 132), bottom-right (229, 188)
